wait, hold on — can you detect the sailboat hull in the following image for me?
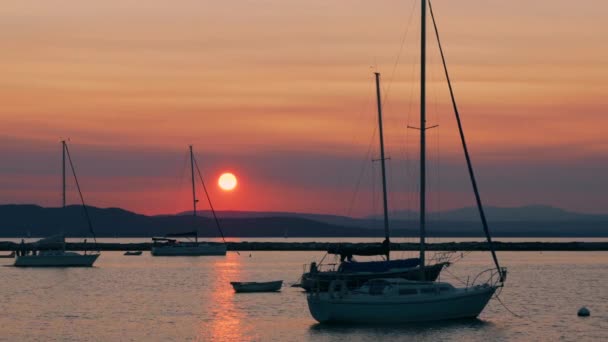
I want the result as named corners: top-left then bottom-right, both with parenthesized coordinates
top-left (14, 252), bottom-right (99, 267)
top-left (307, 284), bottom-right (496, 324)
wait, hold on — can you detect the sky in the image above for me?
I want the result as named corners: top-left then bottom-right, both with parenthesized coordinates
top-left (1, 0), bottom-right (607, 216)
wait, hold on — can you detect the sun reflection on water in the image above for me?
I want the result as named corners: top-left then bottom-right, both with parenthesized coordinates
top-left (198, 253), bottom-right (252, 341)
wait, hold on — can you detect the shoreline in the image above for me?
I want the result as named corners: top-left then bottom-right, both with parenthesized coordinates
top-left (1, 241), bottom-right (608, 252)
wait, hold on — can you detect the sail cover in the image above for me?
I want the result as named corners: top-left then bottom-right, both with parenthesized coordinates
top-left (34, 234), bottom-right (66, 245)
top-left (339, 258), bottom-right (420, 273)
top-left (327, 240), bottom-right (390, 259)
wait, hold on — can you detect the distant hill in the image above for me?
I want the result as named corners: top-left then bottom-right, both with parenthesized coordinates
top-left (373, 205), bottom-right (608, 222)
top-left (0, 204), bottom-right (606, 237)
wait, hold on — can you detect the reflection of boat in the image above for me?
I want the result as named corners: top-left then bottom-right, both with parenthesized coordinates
top-left (307, 0), bottom-right (507, 323)
top-left (300, 72), bottom-right (447, 293)
top-left (0, 251), bottom-right (15, 258)
top-left (151, 146), bottom-right (228, 257)
top-left (124, 251), bottom-right (142, 256)
top-left (231, 280), bottom-right (283, 293)
top-left (14, 141), bottom-right (100, 267)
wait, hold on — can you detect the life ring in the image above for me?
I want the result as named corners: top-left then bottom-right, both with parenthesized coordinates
top-left (329, 280), bottom-right (347, 299)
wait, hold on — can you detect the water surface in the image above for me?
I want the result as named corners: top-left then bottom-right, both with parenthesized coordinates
top-left (0, 250), bottom-right (606, 341)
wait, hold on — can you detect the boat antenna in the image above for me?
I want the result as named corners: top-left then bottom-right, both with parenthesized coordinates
top-left (428, 0), bottom-right (504, 280)
top-left (192, 156), bottom-right (230, 247)
top-left (374, 72), bottom-right (391, 261)
top-left (419, 0), bottom-right (428, 280)
top-left (63, 141), bottom-right (98, 250)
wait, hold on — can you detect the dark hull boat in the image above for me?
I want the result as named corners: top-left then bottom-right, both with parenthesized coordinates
top-left (300, 260), bottom-right (448, 292)
top-left (300, 71), bottom-right (449, 292)
top-left (231, 280), bottom-right (283, 293)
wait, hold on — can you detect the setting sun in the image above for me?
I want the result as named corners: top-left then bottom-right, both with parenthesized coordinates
top-left (218, 172), bottom-right (237, 191)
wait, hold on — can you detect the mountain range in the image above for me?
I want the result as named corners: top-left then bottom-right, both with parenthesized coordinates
top-left (0, 204), bottom-right (606, 237)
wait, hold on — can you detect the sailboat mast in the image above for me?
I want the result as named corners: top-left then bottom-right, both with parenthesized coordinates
top-left (62, 140), bottom-right (66, 208)
top-left (190, 145), bottom-right (197, 218)
top-left (419, 0), bottom-right (427, 279)
top-left (190, 145), bottom-right (198, 243)
top-left (374, 72), bottom-right (391, 260)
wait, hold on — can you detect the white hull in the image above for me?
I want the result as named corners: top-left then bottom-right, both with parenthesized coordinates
top-left (307, 280), bottom-right (497, 324)
top-left (151, 244), bottom-right (226, 256)
top-left (14, 252), bottom-right (99, 267)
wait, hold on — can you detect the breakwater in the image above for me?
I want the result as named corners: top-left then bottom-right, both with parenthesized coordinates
top-left (1, 241), bottom-right (607, 252)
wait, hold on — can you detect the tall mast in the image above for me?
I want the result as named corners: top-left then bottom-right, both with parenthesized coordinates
top-left (419, 0), bottom-right (427, 279)
top-left (62, 140), bottom-right (66, 208)
top-left (190, 145), bottom-right (197, 218)
top-left (374, 72), bottom-right (391, 260)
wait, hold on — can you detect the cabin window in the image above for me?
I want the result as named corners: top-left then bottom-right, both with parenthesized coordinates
top-left (420, 288), bottom-right (436, 294)
top-left (399, 288), bottom-right (418, 295)
top-left (439, 286), bottom-right (451, 292)
top-left (368, 281), bottom-right (390, 295)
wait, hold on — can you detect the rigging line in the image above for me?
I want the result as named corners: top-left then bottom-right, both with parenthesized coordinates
top-left (428, 0), bottom-right (503, 279)
top-left (401, 12), bottom-right (420, 230)
top-left (371, 159), bottom-right (377, 219)
top-left (192, 157), bottom-right (229, 246)
top-left (382, 0), bottom-right (418, 107)
top-left (442, 267), bottom-right (468, 286)
top-left (345, 77), bottom-right (375, 217)
top-left (177, 148), bottom-right (190, 200)
top-left (63, 143), bottom-right (98, 249)
top-left (346, 125), bottom-right (377, 217)
top-left (494, 293), bottom-right (524, 318)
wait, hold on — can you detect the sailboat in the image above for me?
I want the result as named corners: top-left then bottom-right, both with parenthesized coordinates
top-left (306, 0), bottom-right (506, 323)
top-left (151, 145), bottom-right (227, 256)
top-left (14, 140), bottom-right (100, 267)
top-left (299, 72), bottom-right (448, 292)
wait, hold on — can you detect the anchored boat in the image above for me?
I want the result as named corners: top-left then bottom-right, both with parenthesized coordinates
top-left (151, 145), bottom-right (227, 257)
top-left (300, 70), bottom-right (448, 293)
top-left (14, 141), bottom-right (100, 267)
top-left (307, 0), bottom-right (507, 323)
top-left (231, 280), bottom-right (283, 293)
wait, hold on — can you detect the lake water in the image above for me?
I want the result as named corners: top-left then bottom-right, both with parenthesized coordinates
top-left (0, 249), bottom-right (606, 341)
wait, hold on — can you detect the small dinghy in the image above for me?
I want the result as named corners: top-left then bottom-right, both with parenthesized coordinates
top-left (230, 280), bottom-right (283, 293)
top-left (124, 251), bottom-right (142, 256)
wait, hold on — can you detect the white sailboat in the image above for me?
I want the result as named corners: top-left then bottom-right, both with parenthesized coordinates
top-left (14, 235), bottom-right (99, 267)
top-left (14, 141), bottom-right (100, 267)
top-left (307, 0), bottom-right (507, 323)
top-left (151, 145), bottom-right (227, 256)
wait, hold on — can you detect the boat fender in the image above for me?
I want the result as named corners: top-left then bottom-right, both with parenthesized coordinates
top-left (578, 307), bottom-right (590, 317)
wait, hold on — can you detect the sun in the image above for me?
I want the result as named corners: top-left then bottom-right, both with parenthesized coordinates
top-left (218, 172), bottom-right (237, 191)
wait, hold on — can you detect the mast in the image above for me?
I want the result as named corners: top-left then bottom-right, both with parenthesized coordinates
top-left (190, 145), bottom-right (197, 243)
top-left (62, 140), bottom-right (66, 208)
top-left (374, 72), bottom-right (391, 260)
top-left (419, 0), bottom-right (427, 279)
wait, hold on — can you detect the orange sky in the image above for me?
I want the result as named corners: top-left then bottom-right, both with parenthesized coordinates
top-left (1, 0), bottom-right (607, 216)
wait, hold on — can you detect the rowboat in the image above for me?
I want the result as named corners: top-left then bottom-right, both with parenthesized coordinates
top-left (230, 280), bottom-right (283, 293)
